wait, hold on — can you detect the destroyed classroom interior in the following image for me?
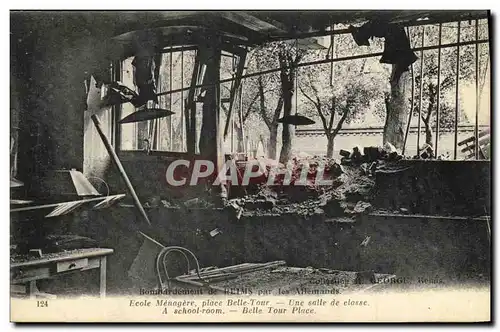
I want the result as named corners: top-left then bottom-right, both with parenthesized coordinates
top-left (10, 10), bottom-right (491, 298)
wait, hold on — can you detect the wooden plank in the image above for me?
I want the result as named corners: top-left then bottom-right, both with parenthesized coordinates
top-left (182, 262), bottom-right (284, 280)
top-left (220, 12), bottom-right (284, 34)
top-left (458, 129), bottom-right (490, 146)
top-left (229, 261), bottom-right (286, 275)
top-left (46, 201), bottom-right (85, 218)
top-left (460, 135), bottom-right (490, 153)
top-left (173, 277), bottom-right (230, 294)
top-left (180, 273), bottom-right (239, 283)
top-left (10, 194), bottom-right (125, 214)
top-left (92, 114), bottom-right (152, 226)
top-left (191, 265), bottom-right (258, 278)
top-left (191, 261), bottom-right (286, 277)
top-left (219, 13), bottom-right (328, 49)
top-left (92, 195), bottom-right (124, 210)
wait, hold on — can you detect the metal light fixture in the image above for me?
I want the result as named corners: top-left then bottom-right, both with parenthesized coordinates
top-left (119, 108), bottom-right (175, 124)
top-left (277, 115), bottom-right (315, 126)
top-left (277, 38), bottom-right (315, 127)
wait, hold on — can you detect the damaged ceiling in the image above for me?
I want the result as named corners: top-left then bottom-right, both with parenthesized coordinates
top-left (12, 10), bottom-right (489, 53)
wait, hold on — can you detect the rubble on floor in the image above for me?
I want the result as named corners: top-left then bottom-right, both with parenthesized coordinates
top-left (165, 261), bottom-right (397, 294)
top-left (209, 264), bottom-right (396, 293)
top-left (227, 159), bottom-right (372, 219)
top-left (128, 145), bottom-right (414, 220)
top-left (226, 145), bottom-right (417, 221)
top-left (140, 196), bottom-right (216, 209)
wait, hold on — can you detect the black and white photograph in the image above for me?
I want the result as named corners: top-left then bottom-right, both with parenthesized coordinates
top-left (9, 9), bottom-right (491, 322)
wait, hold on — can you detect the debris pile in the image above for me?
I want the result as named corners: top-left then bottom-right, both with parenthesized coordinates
top-left (141, 196), bottom-right (216, 209)
top-left (227, 154), bottom-right (378, 220)
top-left (340, 143), bottom-right (404, 166)
top-left (234, 155), bottom-right (344, 189)
top-left (317, 164), bottom-right (375, 217)
top-left (226, 144), bottom-right (418, 220)
top-left (131, 144), bottom-right (415, 221)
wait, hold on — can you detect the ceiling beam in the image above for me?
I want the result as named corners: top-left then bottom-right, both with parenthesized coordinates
top-left (219, 12), bottom-right (328, 49)
top-left (219, 12), bottom-right (284, 34)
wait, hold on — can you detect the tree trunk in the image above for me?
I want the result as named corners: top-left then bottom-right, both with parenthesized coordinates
top-left (268, 124), bottom-right (278, 159)
top-left (279, 78), bottom-right (294, 164)
top-left (326, 135), bottom-right (334, 158)
top-left (383, 65), bottom-right (410, 150)
top-left (422, 119), bottom-right (433, 145)
top-left (235, 122), bottom-right (245, 153)
top-left (423, 82), bottom-right (436, 146)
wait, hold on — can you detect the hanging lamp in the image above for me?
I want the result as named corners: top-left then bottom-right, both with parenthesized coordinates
top-left (118, 108), bottom-right (174, 124)
top-left (117, 45), bottom-right (175, 124)
top-left (277, 114), bottom-right (315, 126)
top-left (277, 38), bottom-right (315, 126)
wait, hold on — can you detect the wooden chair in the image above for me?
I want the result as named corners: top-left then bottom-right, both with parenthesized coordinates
top-left (458, 128), bottom-right (490, 160)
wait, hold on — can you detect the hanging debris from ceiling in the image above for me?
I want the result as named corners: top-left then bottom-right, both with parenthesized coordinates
top-left (132, 54), bottom-right (161, 107)
top-left (349, 20), bottom-right (418, 81)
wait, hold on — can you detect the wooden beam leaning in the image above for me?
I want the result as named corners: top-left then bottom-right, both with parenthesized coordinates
top-left (91, 114), bottom-right (152, 226)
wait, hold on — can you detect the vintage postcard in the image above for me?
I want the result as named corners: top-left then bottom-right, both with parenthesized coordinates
top-left (10, 10), bottom-right (491, 322)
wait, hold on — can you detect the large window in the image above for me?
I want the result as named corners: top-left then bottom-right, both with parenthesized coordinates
top-left (118, 49), bottom-right (197, 153)
top-left (117, 46), bottom-right (245, 156)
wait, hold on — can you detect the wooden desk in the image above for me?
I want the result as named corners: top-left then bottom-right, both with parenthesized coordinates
top-left (11, 248), bottom-right (113, 299)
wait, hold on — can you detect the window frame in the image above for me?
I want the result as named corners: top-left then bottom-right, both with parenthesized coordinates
top-left (113, 44), bottom-right (248, 160)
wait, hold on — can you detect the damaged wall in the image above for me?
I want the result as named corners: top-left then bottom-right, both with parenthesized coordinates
top-left (373, 160), bottom-right (491, 216)
top-left (81, 204), bottom-right (489, 294)
top-left (11, 12), bottom-right (135, 189)
top-left (11, 13), bottom-right (109, 185)
top-left (101, 153), bottom-right (209, 203)
top-left (73, 159), bottom-right (490, 293)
